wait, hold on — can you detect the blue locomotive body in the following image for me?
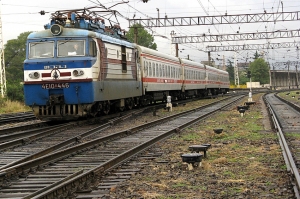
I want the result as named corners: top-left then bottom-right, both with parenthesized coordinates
top-left (24, 25), bottom-right (142, 120)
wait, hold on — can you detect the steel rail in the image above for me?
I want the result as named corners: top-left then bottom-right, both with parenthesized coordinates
top-left (264, 94), bottom-right (300, 199)
top-left (0, 108), bottom-right (148, 171)
top-left (0, 123), bottom-right (74, 152)
top-left (0, 112), bottom-right (36, 124)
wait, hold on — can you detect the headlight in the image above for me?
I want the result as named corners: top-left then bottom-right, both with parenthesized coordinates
top-left (29, 72), bottom-right (40, 79)
top-left (50, 24), bottom-right (63, 36)
top-left (73, 69), bottom-right (84, 77)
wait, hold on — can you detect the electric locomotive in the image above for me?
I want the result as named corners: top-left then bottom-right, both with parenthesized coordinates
top-left (24, 10), bottom-right (143, 121)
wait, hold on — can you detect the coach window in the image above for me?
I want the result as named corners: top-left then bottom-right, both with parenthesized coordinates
top-left (166, 65), bottom-right (168, 77)
top-left (152, 63), bottom-right (155, 77)
top-left (165, 65), bottom-right (167, 77)
top-left (174, 67), bottom-right (176, 78)
top-left (174, 68), bottom-right (176, 78)
top-left (174, 67), bottom-right (175, 78)
top-left (149, 62), bottom-right (152, 77)
top-left (160, 67), bottom-right (163, 77)
top-left (145, 61), bottom-right (148, 76)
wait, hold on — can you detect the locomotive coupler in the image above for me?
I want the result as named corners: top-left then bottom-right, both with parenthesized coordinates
top-left (49, 94), bottom-right (65, 106)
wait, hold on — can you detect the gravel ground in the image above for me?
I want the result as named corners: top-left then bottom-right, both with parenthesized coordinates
top-left (106, 94), bottom-right (295, 199)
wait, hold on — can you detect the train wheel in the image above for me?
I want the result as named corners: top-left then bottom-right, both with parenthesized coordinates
top-left (90, 103), bottom-right (99, 117)
top-left (126, 98), bottom-right (134, 110)
top-left (102, 101), bottom-right (110, 115)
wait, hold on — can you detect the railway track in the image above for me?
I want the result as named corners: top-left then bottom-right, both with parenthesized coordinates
top-left (264, 93), bottom-right (300, 198)
top-left (0, 107), bottom-right (150, 172)
top-left (0, 95), bottom-right (243, 198)
top-left (0, 112), bottom-right (36, 125)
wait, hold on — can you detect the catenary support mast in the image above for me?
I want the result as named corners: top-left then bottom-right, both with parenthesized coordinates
top-left (0, 3), bottom-right (6, 98)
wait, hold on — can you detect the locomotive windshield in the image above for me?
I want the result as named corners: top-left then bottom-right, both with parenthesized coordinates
top-left (29, 42), bottom-right (54, 59)
top-left (28, 40), bottom-right (86, 59)
top-left (58, 40), bottom-right (85, 57)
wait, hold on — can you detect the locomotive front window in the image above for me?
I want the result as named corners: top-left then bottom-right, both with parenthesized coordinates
top-left (29, 42), bottom-right (54, 59)
top-left (58, 40), bottom-right (85, 57)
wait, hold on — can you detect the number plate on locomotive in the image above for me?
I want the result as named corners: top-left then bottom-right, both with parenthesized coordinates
top-left (42, 83), bottom-right (70, 89)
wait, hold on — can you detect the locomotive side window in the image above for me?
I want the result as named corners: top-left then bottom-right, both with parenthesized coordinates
top-left (29, 41), bottom-right (54, 59)
top-left (89, 40), bottom-right (97, 57)
top-left (121, 45), bottom-right (127, 72)
top-left (58, 40), bottom-right (85, 57)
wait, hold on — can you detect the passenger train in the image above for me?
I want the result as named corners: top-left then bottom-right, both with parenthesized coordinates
top-left (23, 8), bottom-right (230, 121)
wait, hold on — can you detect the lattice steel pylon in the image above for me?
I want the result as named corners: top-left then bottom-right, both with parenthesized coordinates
top-left (0, 4), bottom-right (6, 98)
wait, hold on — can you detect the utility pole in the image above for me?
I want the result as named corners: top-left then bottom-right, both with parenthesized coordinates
top-left (223, 55), bottom-right (225, 70)
top-left (273, 64), bottom-right (276, 90)
top-left (296, 64), bottom-right (299, 88)
top-left (287, 61), bottom-right (290, 89)
top-left (0, 3), bottom-right (6, 98)
top-left (134, 27), bottom-right (138, 44)
top-left (170, 30), bottom-right (178, 57)
top-left (234, 52), bottom-right (239, 87)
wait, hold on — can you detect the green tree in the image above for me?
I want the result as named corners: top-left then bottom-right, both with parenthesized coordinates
top-left (254, 51), bottom-right (260, 59)
top-left (4, 31), bottom-right (31, 101)
top-left (226, 59), bottom-right (235, 85)
top-left (249, 58), bottom-right (270, 84)
top-left (125, 24), bottom-right (157, 50)
top-left (239, 71), bottom-right (249, 84)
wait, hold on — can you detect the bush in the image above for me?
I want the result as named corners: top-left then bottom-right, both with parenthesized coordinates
top-left (6, 82), bottom-right (24, 102)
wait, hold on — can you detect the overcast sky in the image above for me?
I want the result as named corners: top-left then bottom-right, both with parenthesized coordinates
top-left (1, 0), bottom-right (300, 67)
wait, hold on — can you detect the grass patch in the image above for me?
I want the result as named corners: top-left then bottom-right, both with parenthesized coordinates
top-left (0, 99), bottom-right (31, 113)
top-left (278, 90), bottom-right (300, 104)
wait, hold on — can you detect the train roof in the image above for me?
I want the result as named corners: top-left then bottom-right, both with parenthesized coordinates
top-left (134, 44), bottom-right (180, 62)
top-left (180, 58), bottom-right (205, 68)
top-left (27, 28), bottom-right (134, 48)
